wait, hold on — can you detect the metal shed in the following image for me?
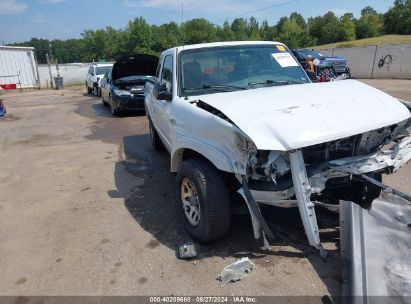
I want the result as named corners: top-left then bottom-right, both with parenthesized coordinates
top-left (0, 46), bottom-right (40, 89)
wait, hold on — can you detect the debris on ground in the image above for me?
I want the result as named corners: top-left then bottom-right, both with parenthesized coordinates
top-left (217, 257), bottom-right (255, 285)
top-left (178, 242), bottom-right (197, 259)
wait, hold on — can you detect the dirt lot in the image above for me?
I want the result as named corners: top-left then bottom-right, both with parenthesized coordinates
top-left (0, 80), bottom-right (410, 298)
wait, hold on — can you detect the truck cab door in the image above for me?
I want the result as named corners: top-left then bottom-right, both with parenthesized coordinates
top-left (152, 54), bottom-right (174, 151)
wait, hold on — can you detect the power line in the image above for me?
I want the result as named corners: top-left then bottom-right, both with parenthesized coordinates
top-left (215, 0), bottom-right (300, 23)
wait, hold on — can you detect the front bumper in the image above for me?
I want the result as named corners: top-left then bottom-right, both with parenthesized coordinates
top-left (113, 94), bottom-right (145, 111)
top-left (250, 135), bottom-right (411, 206)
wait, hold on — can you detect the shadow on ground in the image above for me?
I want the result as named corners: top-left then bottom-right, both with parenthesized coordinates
top-left (111, 133), bottom-right (342, 299)
top-left (74, 99), bottom-right (341, 299)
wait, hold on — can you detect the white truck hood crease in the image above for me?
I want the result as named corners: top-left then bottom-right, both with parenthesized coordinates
top-left (194, 80), bottom-right (411, 151)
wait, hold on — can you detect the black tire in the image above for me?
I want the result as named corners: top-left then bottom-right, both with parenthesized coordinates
top-left (101, 93), bottom-right (108, 107)
top-left (109, 100), bottom-right (119, 116)
top-left (176, 159), bottom-right (231, 243)
top-left (86, 83), bottom-right (92, 94)
top-left (351, 173), bottom-right (382, 209)
top-left (93, 86), bottom-right (99, 96)
top-left (149, 119), bottom-right (164, 151)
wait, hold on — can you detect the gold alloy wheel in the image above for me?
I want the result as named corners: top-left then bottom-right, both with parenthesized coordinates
top-left (180, 177), bottom-right (201, 226)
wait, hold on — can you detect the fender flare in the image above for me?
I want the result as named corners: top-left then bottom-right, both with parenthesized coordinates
top-left (170, 136), bottom-right (245, 175)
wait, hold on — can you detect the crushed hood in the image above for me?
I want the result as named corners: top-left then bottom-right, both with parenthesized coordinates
top-left (195, 80), bottom-right (410, 151)
top-left (112, 54), bottom-right (158, 81)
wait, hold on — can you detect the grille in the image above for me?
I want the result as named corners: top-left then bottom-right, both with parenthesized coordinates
top-left (302, 135), bottom-right (358, 164)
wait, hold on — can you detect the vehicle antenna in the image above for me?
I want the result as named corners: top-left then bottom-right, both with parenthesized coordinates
top-left (182, 2), bottom-right (185, 50)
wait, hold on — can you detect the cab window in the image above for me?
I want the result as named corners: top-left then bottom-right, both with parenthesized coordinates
top-left (161, 55), bottom-right (173, 93)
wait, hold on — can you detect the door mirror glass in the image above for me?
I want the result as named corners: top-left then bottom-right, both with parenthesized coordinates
top-left (153, 81), bottom-right (172, 101)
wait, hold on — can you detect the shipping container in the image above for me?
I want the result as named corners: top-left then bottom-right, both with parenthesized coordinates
top-left (0, 46), bottom-right (40, 89)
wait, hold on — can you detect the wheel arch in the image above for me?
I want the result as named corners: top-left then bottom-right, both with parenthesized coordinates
top-left (171, 143), bottom-right (240, 174)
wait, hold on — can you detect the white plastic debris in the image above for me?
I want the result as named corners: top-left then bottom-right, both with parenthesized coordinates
top-left (217, 257), bottom-right (255, 285)
top-left (178, 242), bottom-right (197, 259)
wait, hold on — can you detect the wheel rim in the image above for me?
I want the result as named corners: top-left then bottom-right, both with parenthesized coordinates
top-left (181, 177), bottom-right (201, 226)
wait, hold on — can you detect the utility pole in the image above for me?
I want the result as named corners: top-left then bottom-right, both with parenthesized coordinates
top-left (49, 43), bottom-right (53, 63)
top-left (46, 53), bottom-right (54, 89)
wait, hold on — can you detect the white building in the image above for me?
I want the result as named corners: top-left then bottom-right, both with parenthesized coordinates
top-left (0, 46), bottom-right (40, 89)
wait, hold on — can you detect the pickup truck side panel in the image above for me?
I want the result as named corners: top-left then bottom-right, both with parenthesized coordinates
top-left (146, 80), bottom-right (251, 175)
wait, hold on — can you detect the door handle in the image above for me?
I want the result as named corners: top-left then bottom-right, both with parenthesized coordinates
top-left (169, 118), bottom-right (176, 125)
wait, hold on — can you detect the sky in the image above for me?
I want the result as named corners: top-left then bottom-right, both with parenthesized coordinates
top-left (0, 0), bottom-right (395, 44)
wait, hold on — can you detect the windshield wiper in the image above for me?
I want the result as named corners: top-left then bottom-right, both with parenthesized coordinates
top-left (184, 84), bottom-right (247, 92)
top-left (248, 79), bottom-right (305, 86)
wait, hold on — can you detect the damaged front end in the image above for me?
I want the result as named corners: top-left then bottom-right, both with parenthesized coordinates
top-left (238, 117), bottom-right (411, 251)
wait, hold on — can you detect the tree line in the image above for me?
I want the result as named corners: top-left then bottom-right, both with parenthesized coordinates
top-left (10, 0), bottom-right (411, 64)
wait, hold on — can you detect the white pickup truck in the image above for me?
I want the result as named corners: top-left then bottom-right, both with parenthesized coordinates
top-left (145, 41), bottom-right (411, 252)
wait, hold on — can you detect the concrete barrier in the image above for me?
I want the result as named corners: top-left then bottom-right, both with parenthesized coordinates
top-left (319, 43), bottom-right (411, 79)
top-left (38, 63), bottom-right (90, 88)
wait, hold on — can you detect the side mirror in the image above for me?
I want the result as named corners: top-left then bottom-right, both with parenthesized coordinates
top-left (313, 59), bottom-right (320, 66)
top-left (153, 81), bottom-right (172, 101)
top-left (91, 73), bottom-right (94, 76)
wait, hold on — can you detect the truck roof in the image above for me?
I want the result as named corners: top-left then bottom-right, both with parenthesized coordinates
top-left (167, 41), bottom-right (285, 54)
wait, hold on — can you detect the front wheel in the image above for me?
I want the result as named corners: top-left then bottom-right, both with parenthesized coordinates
top-left (109, 100), bottom-right (119, 116)
top-left (101, 93), bottom-right (108, 107)
top-left (176, 159), bottom-right (231, 243)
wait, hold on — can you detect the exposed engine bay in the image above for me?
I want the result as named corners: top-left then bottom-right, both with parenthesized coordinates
top-left (115, 81), bottom-right (147, 95)
top-left (248, 119), bottom-right (411, 209)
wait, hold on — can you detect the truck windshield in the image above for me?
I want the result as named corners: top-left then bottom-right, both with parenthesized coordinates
top-left (179, 44), bottom-right (309, 96)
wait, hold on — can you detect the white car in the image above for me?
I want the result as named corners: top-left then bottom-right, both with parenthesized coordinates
top-left (145, 41), bottom-right (411, 253)
top-left (85, 63), bottom-right (113, 96)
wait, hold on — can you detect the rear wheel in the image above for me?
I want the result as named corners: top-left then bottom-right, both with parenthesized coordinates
top-left (176, 159), bottom-right (231, 243)
top-left (86, 83), bottom-right (92, 94)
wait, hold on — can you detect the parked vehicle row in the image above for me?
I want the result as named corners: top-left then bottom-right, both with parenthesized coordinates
top-left (100, 55), bottom-right (157, 115)
top-left (85, 57), bottom-right (157, 116)
top-left (85, 63), bottom-right (113, 97)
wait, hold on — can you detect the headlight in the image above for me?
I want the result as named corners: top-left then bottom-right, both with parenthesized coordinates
top-left (113, 89), bottom-right (132, 97)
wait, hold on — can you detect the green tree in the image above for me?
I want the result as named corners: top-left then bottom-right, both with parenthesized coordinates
top-left (216, 21), bottom-right (235, 41)
top-left (247, 17), bottom-right (260, 40)
top-left (231, 18), bottom-right (248, 40)
top-left (384, 0), bottom-right (411, 34)
top-left (277, 13), bottom-right (313, 47)
top-left (337, 13), bottom-right (356, 41)
top-left (127, 17), bottom-right (153, 54)
top-left (308, 12), bottom-right (340, 44)
top-left (80, 29), bottom-right (108, 61)
top-left (182, 19), bottom-right (216, 44)
top-left (356, 6), bottom-right (383, 39)
top-left (259, 20), bottom-right (277, 41)
top-left (151, 22), bottom-right (183, 54)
